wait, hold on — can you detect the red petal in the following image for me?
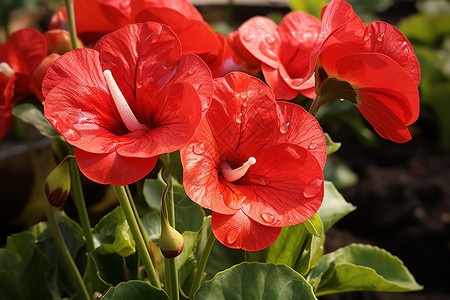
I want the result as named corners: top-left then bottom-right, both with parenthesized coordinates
top-left (238, 16), bottom-right (280, 68)
top-left (180, 119), bottom-right (238, 215)
top-left (168, 53), bottom-right (213, 117)
top-left (320, 51), bottom-right (420, 126)
top-left (95, 22), bottom-right (182, 124)
top-left (0, 103), bottom-right (13, 142)
top-left (75, 148), bottom-right (157, 185)
top-left (117, 82), bottom-right (203, 158)
top-left (262, 63), bottom-right (315, 100)
top-left (240, 143), bottom-right (324, 227)
top-left (270, 102), bottom-right (327, 169)
top-left (211, 210), bottom-right (281, 251)
top-left (134, 6), bottom-right (220, 55)
top-left (362, 21), bottom-right (421, 86)
top-left (0, 28), bottom-right (47, 76)
top-left (209, 72), bottom-right (278, 160)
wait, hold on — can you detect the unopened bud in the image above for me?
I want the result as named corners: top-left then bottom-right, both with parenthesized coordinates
top-left (160, 221), bottom-right (184, 258)
top-left (44, 29), bottom-right (83, 55)
top-left (45, 157), bottom-right (71, 207)
top-left (30, 53), bottom-right (60, 101)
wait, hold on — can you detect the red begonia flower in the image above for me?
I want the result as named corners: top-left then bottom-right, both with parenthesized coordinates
top-left (43, 22), bottom-right (213, 185)
top-left (226, 12), bottom-right (321, 100)
top-left (308, 0), bottom-right (420, 143)
top-left (0, 28), bottom-right (47, 141)
top-left (49, 0), bottom-right (226, 76)
top-left (180, 72), bottom-right (325, 251)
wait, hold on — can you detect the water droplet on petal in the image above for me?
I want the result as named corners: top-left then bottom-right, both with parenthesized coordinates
top-left (226, 229), bottom-right (239, 244)
top-left (259, 43), bottom-right (278, 61)
top-left (377, 33), bottom-right (385, 42)
top-left (280, 122), bottom-right (289, 133)
top-left (265, 36), bottom-right (276, 45)
top-left (303, 179), bottom-right (323, 198)
top-left (188, 67), bottom-right (195, 75)
top-left (243, 34), bottom-right (254, 42)
top-left (235, 113), bottom-right (243, 124)
top-left (308, 142), bottom-right (318, 150)
top-left (261, 212), bottom-right (275, 224)
top-left (120, 0), bottom-right (130, 8)
top-left (64, 128), bottom-right (81, 141)
top-left (193, 141), bottom-right (205, 155)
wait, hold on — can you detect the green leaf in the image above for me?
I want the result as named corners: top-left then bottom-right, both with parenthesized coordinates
top-left (308, 244), bottom-right (423, 296)
top-left (295, 234), bottom-right (325, 276)
top-left (112, 221), bottom-right (136, 257)
top-left (101, 280), bottom-right (169, 299)
top-left (303, 213), bottom-right (324, 237)
top-left (0, 271), bottom-right (25, 300)
top-left (399, 14), bottom-right (450, 45)
top-left (324, 157), bottom-right (358, 189)
top-left (12, 103), bottom-right (59, 139)
top-left (141, 211), bottom-right (161, 243)
top-left (90, 249), bottom-right (128, 286)
top-left (318, 181), bottom-right (356, 231)
top-left (5, 232), bottom-right (35, 276)
top-left (195, 262), bottom-right (317, 300)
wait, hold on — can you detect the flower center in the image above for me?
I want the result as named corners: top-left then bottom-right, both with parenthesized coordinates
top-left (103, 69), bottom-right (149, 132)
top-left (0, 62), bottom-right (14, 78)
top-left (220, 157), bottom-right (256, 182)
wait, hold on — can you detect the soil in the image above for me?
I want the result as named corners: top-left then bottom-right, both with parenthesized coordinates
top-left (320, 120), bottom-right (450, 300)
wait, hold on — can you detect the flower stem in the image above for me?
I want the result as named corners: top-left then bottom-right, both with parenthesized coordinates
top-left (45, 203), bottom-right (90, 300)
top-left (161, 154), bottom-right (180, 300)
top-left (64, 0), bottom-right (79, 49)
top-left (114, 185), bottom-right (161, 288)
top-left (189, 229), bottom-right (215, 300)
top-left (67, 147), bottom-right (95, 253)
top-left (125, 185), bottom-right (158, 270)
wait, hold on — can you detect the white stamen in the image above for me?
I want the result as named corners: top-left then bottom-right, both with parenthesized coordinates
top-left (0, 62), bottom-right (14, 78)
top-left (103, 69), bottom-right (148, 132)
top-left (220, 157), bottom-right (256, 182)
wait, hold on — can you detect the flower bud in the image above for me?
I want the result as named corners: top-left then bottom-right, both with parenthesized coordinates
top-left (44, 29), bottom-right (83, 55)
top-left (45, 157), bottom-right (71, 207)
top-left (30, 53), bottom-right (60, 101)
top-left (160, 220), bottom-right (184, 258)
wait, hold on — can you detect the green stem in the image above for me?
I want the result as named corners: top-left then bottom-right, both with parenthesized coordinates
top-left (114, 185), bottom-right (161, 288)
top-left (189, 230), bottom-right (215, 300)
top-left (45, 203), bottom-right (90, 300)
top-left (125, 185), bottom-right (158, 271)
top-left (67, 147), bottom-right (95, 253)
top-left (64, 0), bottom-right (79, 49)
top-left (160, 155), bottom-right (179, 300)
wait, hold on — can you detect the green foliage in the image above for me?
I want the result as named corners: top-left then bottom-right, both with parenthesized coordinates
top-left (195, 262), bottom-right (317, 300)
top-left (13, 103), bottom-right (60, 139)
top-left (101, 280), bottom-right (169, 299)
top-left (307, 244), bottom-right (423, 296)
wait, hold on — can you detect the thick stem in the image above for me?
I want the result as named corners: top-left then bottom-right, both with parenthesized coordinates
top-left (68, 147), bottom-right (95, 253)
top-left (45, 203), bottom-right (90, 300)
top-left (114, 185), bottom-right (161, 288)
top-left (189, 230), bottom-right (215, 300)
top-left (64, 0), bottom-right (79, 49)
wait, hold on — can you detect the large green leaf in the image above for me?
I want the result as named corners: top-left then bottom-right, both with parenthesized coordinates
top-left (12, 103), bottom-right (60, 139)
top-left (195, 262), bottom-right (317, 300)
top-left (100, 280), bottom-right (169, 299)
top-left (289, 0), bottom-right (328, 18)
top-left (317, 181), bottom-right (356, 231)
top-left (399, 14), bottom-right (450, 45)
top-left (308, 244), bottom-right (423, 296)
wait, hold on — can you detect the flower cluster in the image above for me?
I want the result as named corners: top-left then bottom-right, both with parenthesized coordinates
top-left (0, 0), bottom-right (420, 253)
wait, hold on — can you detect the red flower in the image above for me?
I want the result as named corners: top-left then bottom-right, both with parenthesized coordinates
top-left (43, 22), bottom-right (213, 185)
top-left (49, 0), bottom-right (227, 76)
top-left (308, 0), bottom-right (420, 143)
top-left (0, 28), bottom-right (47, 141)
top-left (180, 72), bottom-right (326, 251)
top-left (227, 12), bottom-right (321, 100)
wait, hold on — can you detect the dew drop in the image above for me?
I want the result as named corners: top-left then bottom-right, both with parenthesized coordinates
top-left (265, 36), bottom-right (276, 45)
top-left (303, 179), bottom-right (323, 198)
top-left (64, 128), bottom-right (81, 141)
top-left (243, 34), bottom-right (254, 42)
top-left (226, 229), bottom-right (239, 244)
top-left (188, 67), bottom-right (195, 75)
top-left (261, 212), bottom-right (275, 224)
top-left (235, 112), bottom-right (243, 124)
top-left (308, 142), bottom-right (318, 150)
top-left (377, 33), bottom-right (385, 42)
top-left (192, 141), bottom-right (205, 155)
top-left (280, 122), bottom-right (289, 133)
top-left (120, 0), bottom-right (130, 8)
top-left (259, 43), bottom-right (278, 61)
